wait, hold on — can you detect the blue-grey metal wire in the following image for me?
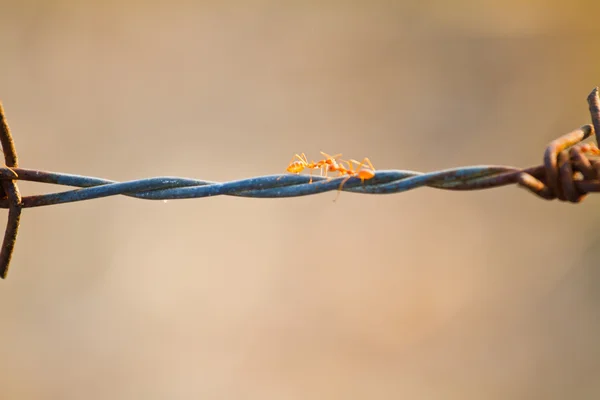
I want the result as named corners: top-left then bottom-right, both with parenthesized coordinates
top-left (2, 165), bottom-right (524, 208)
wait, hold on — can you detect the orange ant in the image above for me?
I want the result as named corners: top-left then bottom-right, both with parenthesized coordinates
top-left (279, 151), bottom-right (376, 201)
top-left (280, 152), bottom-right (342, 183)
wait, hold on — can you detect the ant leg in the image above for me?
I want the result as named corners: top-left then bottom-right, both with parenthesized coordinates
top-left (357, 157), bottom-right (374, 171)
top-left (320, 164), bottom-right (332, 180)
top-left (294, 153), bottom-right (308, 164)
top-left (340, 159), bottom-right (355, 172)
top-left (309, 157), bottom-right (322, 183)
top-left (334, 175), bottom-right (352, 202)
top-left (349, 158), bottom-right (375, 172)
top-left (320, 151), bottom-right (342, 160)
top-left (348, 158), bottom-right (365, 171)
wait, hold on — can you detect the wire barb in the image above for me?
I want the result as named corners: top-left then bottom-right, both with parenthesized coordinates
top-left (0, 88), bottom-right (599, 279)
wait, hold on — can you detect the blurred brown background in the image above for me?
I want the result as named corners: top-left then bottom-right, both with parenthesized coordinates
top-left (1, 0), bottom-right (600, 398)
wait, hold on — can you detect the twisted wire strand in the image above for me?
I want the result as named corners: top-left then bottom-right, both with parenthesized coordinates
top-left (0, 165), bottom-right (546, 207)
top-left (0, 158), bottom-right (596, 209)
top-left (0, 87), bottom-right (599, 279)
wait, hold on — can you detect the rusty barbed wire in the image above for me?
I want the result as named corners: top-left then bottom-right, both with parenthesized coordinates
top-left (0, 88), bottom-right (599, 279)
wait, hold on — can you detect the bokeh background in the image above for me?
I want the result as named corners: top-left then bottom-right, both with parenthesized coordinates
top-left (1, 1), bottom-right (600, 398)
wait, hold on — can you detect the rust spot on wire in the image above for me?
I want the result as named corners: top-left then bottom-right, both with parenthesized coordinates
top-left (0, 88), bottom-right (599, 279)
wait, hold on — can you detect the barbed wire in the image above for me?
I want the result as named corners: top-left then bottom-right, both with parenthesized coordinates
top-left (0, 88), bottom-right (599, 279)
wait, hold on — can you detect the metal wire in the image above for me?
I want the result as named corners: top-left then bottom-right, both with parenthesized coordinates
top-left (0, 87), bottom-right (599, 279)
